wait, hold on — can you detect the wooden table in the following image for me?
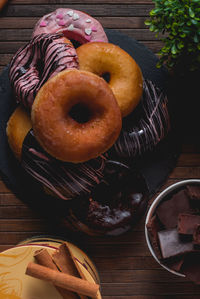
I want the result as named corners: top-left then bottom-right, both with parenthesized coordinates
top-left (1, 1), bottom-right (200, 298)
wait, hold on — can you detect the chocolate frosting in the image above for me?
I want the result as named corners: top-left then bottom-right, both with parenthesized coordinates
top-left (111, 80), bottom-right (170, 159)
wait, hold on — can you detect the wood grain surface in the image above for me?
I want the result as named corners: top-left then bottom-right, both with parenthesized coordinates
top-left (1, 1), bottom-right (200, 298)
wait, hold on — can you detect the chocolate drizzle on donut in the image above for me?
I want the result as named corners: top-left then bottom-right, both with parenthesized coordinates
top-left (65, 165), bottom-right (148, 236)
top-left (9, 33), bottom-right (79, 109)
top-left (22, 130), bottom-right (105, 200)
top-left (112, 80), bottom-right (170, 159)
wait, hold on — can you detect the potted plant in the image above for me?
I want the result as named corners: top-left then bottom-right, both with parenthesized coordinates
top-left (145, 0), bottom-right (200, 136)
top-left (145, 0), bottom-right (200, 76)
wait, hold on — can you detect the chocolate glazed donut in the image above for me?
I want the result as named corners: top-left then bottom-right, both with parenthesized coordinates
top-left (111, 80), bottom-right (170, 159)
top-left (9, 33), bottom-right (78, 110)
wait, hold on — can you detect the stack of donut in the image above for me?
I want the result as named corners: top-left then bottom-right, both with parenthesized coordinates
top-left (7, 8), bottom-right (170, 236)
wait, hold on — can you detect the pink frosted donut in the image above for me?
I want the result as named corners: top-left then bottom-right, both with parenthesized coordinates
top-left (33, 8), bottom-right (108, 44)
top-left (9, 33), bottom-right (79, 110)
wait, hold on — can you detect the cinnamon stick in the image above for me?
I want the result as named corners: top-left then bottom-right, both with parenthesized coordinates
top-left (34, 249), bottom-right (79, 299)
top-left (52, 244), bottom-right (87, 299)
top-left (52, 243), bottom-right (79, 276)
top-left (26, 262), bottom-right (99, 298)
top-left (34, 249), bottom-right (58, 270)
top-left (64, 243), bottom-right (87, 281)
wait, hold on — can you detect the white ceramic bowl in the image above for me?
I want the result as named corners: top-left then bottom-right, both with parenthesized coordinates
top-left (145, 179), bottom-right (200, 277)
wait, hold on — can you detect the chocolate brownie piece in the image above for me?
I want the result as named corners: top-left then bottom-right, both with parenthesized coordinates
top-left (156, 189), bottom-right (190, 229)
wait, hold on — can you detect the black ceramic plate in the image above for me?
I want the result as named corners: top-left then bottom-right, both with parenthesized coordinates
top-left (0, 29), bottom-right (180, 222)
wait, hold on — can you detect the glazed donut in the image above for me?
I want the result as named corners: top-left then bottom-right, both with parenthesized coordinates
top-left (6, 106), bottom-right (32, 160)
top-left (33, 8), bottom-right (108, 44)
top-left (31, 69), bottom-right (122, 163)
top-left (9, 33), bottom-right (78, 110)
top-left (76, 42), bottom-right (143, 117)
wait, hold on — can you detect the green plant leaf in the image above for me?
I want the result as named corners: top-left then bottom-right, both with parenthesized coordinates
top-left (150, 10), bottom-right (156, 17)
top-left (171, 44), bottom-right (177, 54)
top-left (189, 7), bottom-right (195, 18)
top-left (177, 41), bottom-right (184, 49)
top-left (194, 35), bottom-right (199, 43)
top-left (180, 33), bottom-right (186, 38)
top-left (191, 19), bottom-right (198, 25)
top-left (150, 24), bottom-right (156, 31)
top-left (145, 20), bottom-right (152, 26)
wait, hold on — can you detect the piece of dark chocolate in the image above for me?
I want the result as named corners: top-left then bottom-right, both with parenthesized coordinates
top-left (186, 185), bottom-right (200, 201)
top-left (156, 189), bottom-right (190, 229)
top-left (193, 224), bottom-right (200, 245)
top-left (164, 255), bottom-right (184, 272)
top-left (181, 252), bottom-right (200, 284)
top-left (146, 215), bottom-right (162, 259)
top-left (158, 228), bottom-right (193, 259)
top-left (178, 213), bottom-right (200, 235)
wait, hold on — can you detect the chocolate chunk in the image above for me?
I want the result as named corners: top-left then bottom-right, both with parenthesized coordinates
top-left (193, 224), bottom-right (200, 245)
top-left (186, 185), bottom-right (200, 201)
top-left (158, 228), bottom-right (193, 259)
top-left (164, 255), bottom-right (184, 272)
top-left (181, 252), bottom-right (200, 284)
top-left (146, 215), bottom-right (162, 259)
top-left (156, 189), bottom-right (190, 229)
top-left (178, 213), bottom-right (200, 235)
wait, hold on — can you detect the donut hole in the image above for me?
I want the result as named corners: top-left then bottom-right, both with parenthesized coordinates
top-left (101, 72), bottom-right (110, 83)
top-left (69, 103), bottom-right (92, 124)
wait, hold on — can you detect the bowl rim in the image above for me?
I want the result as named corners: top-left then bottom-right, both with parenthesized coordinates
top-left (145, 179), bottom-right (200, 277)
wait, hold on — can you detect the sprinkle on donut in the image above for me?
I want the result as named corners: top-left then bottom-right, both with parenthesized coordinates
top-left (9, 33), bottom-right (79, 110)
top-left (32, 8), bottom-right (108, 44)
